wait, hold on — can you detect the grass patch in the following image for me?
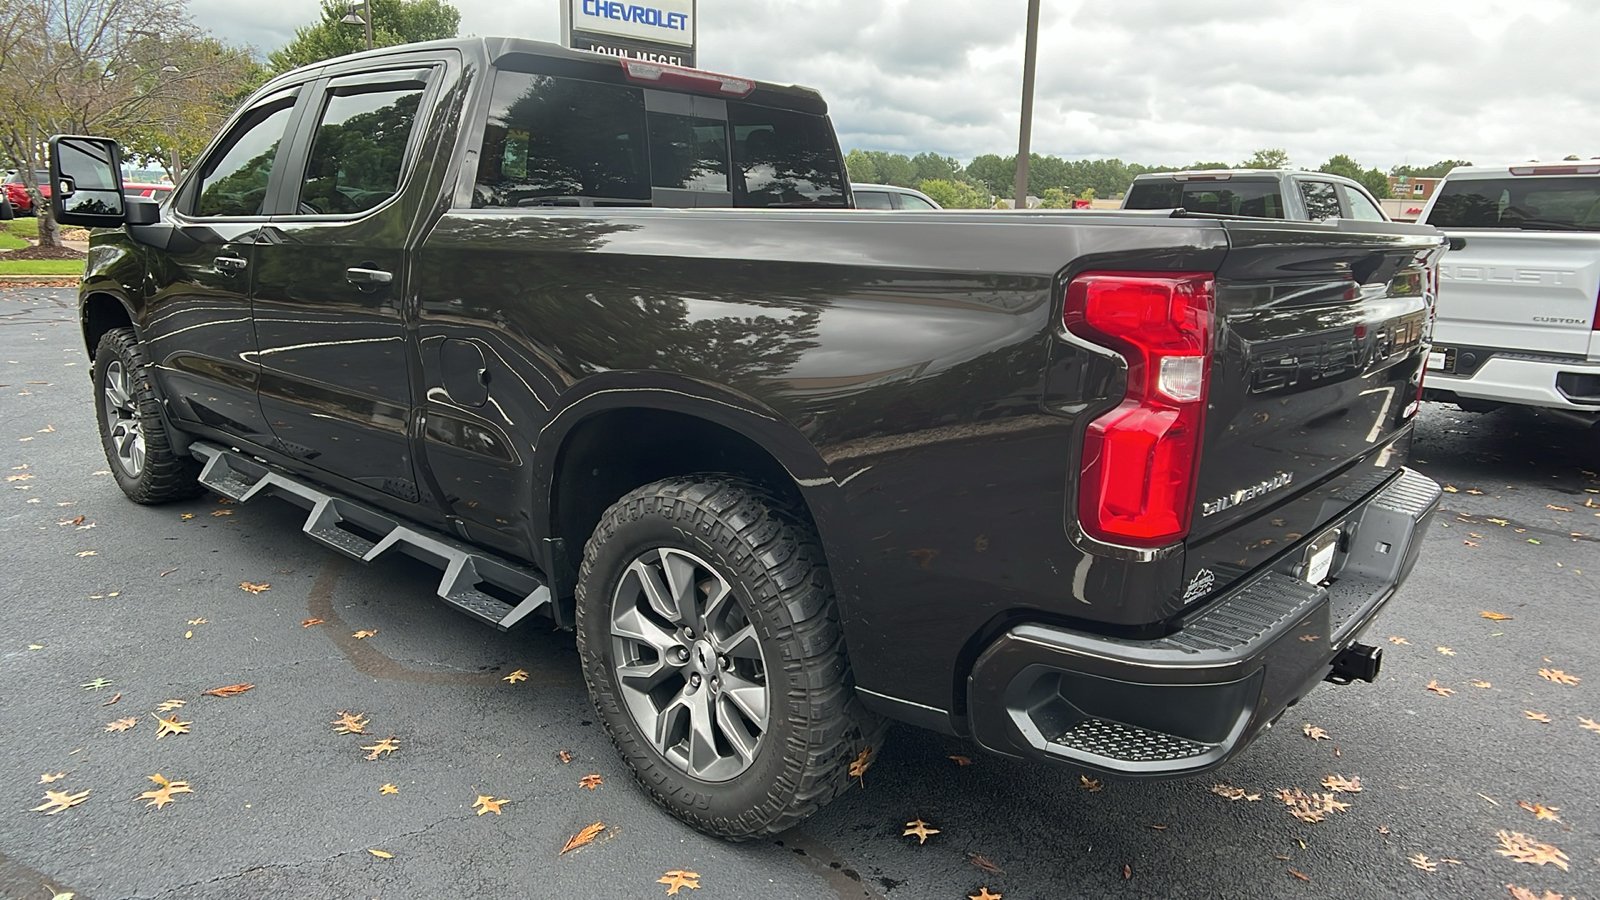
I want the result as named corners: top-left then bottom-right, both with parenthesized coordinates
top-left (0, 231), bottom-right (26, 251)
top-left (2, 217), bottom-right (39, 240)
top-left (0, 259), bottom-right (83, 276)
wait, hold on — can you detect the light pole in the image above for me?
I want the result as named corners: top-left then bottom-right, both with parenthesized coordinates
top-left (1013, 0), bottom-right (1040, 210)
top-left (342, 2), bottom-right (374, 52)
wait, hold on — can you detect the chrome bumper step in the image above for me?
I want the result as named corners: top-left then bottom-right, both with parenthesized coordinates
top-left (193, 442), bottom-right (553, 631)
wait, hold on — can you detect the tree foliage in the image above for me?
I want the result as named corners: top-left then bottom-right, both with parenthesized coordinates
top-left (268, 0), bottom-right (461, 74)
top-left (1239, 148), bottom-right (1291, 169)
top-left (0, 0), bottom-right (257, 244)
top-left (1318, 154), bottom-right (1392, 199)
top-left (917, 178), bottom-right (987, 209)
top-left (1390, 160), bottom-right (1472, 179)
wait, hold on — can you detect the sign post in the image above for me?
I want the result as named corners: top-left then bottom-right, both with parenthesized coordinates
top-left (562, 0), bottom-right (698, 68)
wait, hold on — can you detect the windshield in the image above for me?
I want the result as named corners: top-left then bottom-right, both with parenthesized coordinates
top-left (1426, 176), bottom-right (1600, 231)
top-left (1125, 179), bottom-right (1284, 218)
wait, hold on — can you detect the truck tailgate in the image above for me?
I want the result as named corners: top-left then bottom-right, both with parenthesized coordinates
top-left (1182, 220), bottom-right (1445, 594)
top-left (1435, 231), bottom-right (1600, 356)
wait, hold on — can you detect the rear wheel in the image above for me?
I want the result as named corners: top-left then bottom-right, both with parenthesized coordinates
top-left (576, 477), bottom-right (880, 839)
top-left (93, 327), bottom-right (203, 503)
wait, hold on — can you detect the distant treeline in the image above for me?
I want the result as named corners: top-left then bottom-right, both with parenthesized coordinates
top-left (845, 149), bottom-right (1473, 209)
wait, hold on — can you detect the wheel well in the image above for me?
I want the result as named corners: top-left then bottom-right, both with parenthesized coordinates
top-left (551, 408), bottom-right (812, 571)
top-left (82, 293), bottom-right (133, 360)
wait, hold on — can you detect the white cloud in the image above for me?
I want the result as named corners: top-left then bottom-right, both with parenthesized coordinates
top-left (187, 0), bottom-right (1598, 170)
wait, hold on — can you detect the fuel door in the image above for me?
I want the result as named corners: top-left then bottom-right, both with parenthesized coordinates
top-left (440, 338), bottom-right (489, 407)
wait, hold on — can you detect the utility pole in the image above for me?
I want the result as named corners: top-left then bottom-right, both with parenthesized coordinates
top-left (343, 2), bottom-right (374, 51)
top-left (1013, 0), bottom-right (1040, 210)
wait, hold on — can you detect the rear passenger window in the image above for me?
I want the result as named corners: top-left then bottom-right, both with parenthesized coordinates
top-left (647, 113), bottom-right (729, 191)
top-left (1299, 181), bottom-right (1341, 221)
top-left (900, 193), bottom-right (938, 210)
top-left (297, 83), bottom-right (424, 215)
top-left (474, 72), bottom-right (651, 207)
top-left (1339, 185), bottom-right (1386, 221)
top-left (854, 191), bottom-right (893, 209)
top-left (728, 104), bottom-right (846, 207)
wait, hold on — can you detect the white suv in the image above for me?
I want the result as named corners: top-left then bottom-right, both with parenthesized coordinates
top-left (1419, 164), bottom-right (1600, 424)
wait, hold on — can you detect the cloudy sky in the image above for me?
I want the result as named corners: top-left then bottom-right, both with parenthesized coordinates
top-left (191, 0), bottom-right (1594, 170)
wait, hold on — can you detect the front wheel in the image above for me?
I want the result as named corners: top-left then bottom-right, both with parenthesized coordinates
top-left (576, 477), bottom-right (880, 839)
top-left (93, 327), bottom-right (204, 503)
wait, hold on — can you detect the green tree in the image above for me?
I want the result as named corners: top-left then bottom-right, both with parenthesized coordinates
top-left (965, 153), bottom-right (1012, 197)
top-left (918, 178), bottom-right (986, 209)
top-left (268, 0), bottom-right (461, 73)
top-left (1318, 155), bottom-right (1392, 200)
top-left (843, 149), bottom-right (878, 183)
top-left (1391, 160), bottom-right (1471, 179)
top-left (1039, 187), bottom-right (1070, 209)
top-left (1239, 148), bottom-right (1290, 169)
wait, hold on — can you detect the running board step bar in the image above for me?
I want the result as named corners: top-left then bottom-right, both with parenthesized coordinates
top-left (192, 442), bottom-right (553, 631)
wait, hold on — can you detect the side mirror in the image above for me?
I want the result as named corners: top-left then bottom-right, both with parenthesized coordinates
top-left (48, 135), bottom-right (127, 227)
top-left (1447, 237), bottom-right (1467, 252)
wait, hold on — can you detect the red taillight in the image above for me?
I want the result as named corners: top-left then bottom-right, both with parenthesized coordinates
top-left (1066, 272), bottom-right (1214, 547)
top-left (1593, 285), bottom-right (1600, 332)
top-left (1510, 165), bottom-right (1600, 176)
top-left (620, 59), bottom-right (755, 97)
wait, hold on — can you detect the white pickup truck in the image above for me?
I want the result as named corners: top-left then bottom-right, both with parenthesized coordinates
top-left (1419, 164), bottom-right (1600, 425)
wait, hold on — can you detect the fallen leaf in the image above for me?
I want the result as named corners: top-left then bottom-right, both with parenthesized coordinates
top-left (579, 774), bottom-right (603, 790)
top-left (156, 699), bottom-right (185, 712)
top-left (380, 783), bottom-right (398, 794)
top-left (558, 749), bottom-right (573, 763)
top-left (352, 629), bottom-right (378, 640)
top-left (967, 854), bottom-right (1003, 874)
top-left (362, 736), bottom-right (400, 760)
top-left (1481, 611), bottom-right (1513, 621)
top-left (1517, 801), bottom-right (1561, 822)
top-left (56, 516), bottom-right (82, 525)
top-left (39, 772), bottom-right (66, 783)
top-left (1210, 784), bottom-right (1262, 802)
top-left (1508, 887), bottom-right (1567, 900)
top-left (472, 794), bottom-right (508, 815)
top-left (1437, 646), bottom-right (1456, 656)
top-left (180, 513), bottom-right (194, 520)
top-left (104, 717), bottom-right (137, 732)
top-left (152, 713), bottom-right (190, 739)
top-left (1538, 668), bottom-right (1580, 686)
top-left (1277, 788), bottom-right (1350, 823)
top-left (135, 773), bottom-right (193, 809)
top-left (159, 566), bottom-right (179, 577)
top-left (201, 683), bottom-right (254, 698)
top-left (368, 849), bottom-right (393, 859)
top-left (949, 755), bottom-right (973, 766)
top-left (904, 817), bottom-right (940, 844)
top-left (1378, 826), bottom-right (1390, 835)
top-left (1409, 853), bottom-right (1438, 871)
top-left (211, 509), bottom-right (232, 517)
top-left (1524, 711), bottom-right (1552, 724)
top-left (1443, 485), bottom-right (1458, 493)
top-left (1146, 824), bottom-right (1168, 831)
top-left (332, 711), bottom-right (369, 734)
top-left (657, 870), bottom-right (700, 895)
top-left (1471, 680), bottom-right (1493, 689)
top-left (1322, 774), bottom-right (1362, 793)
top-left (968, 888), bottom-right (1001, 900)
top-left (74, 550), bottom-right (97, 558)
top-left (1426, 680), bottom-right (1455, 697)
top-left (1547, 504), bottom-right (1571, 512)
top-left (561, 822), bottom-right (605, 854)
top-left (32, 789), bottom-right (89, 815)
top-left (1123, 864), bottom-right (1133, 880)
top-left (188, 618), bottom-right (207, 625)
top-left (1303, 724), bottom-right (1330, 741)
top-left (502, 669), bottom-right (529, 684)
top-left (301, 618), bottom-right (324, 627)
top-left (100, 692), bottom-right (121, 706)
top-left (238, 581), bottom-right (269, 593)
top-left (1495, 830), bottom-right (1570, 871)
top-left (1288, 869), bottom-right (1310, 882)
top-left (80, 677), bottom-right (112, 691)
top-left (5, 473), bottom-right (33, 482)
top-left (1580, 717), bottom-right (1600, 733)
top-left (1466, 488), bottom-right (1483, 495)
top-left (1080, 775), bottom-right (1103, 792)
top-left (849, 746), bottom-right (873, 785)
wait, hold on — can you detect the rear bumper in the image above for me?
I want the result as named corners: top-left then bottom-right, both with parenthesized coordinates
top-left (1424, 352), bottom-right (1600, 415)
top-left (966, 467), bottom-right (1441, 777)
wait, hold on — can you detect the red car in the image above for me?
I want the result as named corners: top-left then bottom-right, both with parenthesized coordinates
top-left (3, 169), bottom-right (51, 216)
top-left (123, 182), bottom-right (175, 203)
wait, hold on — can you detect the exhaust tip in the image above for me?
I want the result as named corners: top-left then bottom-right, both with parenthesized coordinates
top-left (1326, 643), bottom-right (1382, 685)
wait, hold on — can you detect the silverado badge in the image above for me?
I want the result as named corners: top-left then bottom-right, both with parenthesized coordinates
top-left (1201, 472), bottom-right (1293, 517)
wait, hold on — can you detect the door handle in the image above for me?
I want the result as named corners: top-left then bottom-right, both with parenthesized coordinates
top-left (346, 267), bottom-right (393, 286)
top-left (215, 255), bottom-right (248, 271)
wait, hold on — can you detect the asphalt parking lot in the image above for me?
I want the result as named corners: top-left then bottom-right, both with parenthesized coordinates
top-left (2, 285), bottom-right (1596, 900)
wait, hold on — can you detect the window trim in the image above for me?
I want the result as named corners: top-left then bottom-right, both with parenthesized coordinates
top-left (174, 86), bottom-right (308, 222)
top-left (272, 65), bottom-right (441, 222)
top-left (1295, 178), bottom-right (1345, 222)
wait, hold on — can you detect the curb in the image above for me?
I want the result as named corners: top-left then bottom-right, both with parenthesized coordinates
top-left (0, 274), bottom-right (79, 284)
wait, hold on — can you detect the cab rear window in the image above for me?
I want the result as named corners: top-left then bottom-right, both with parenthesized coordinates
top-left (1426, 176), bottom-right (1600, 231)
top-left (1125, 180), bottom-right (1284, 218)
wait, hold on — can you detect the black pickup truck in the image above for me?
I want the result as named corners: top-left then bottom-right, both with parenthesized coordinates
top-left (51, 37), bottom-right (1445, 840)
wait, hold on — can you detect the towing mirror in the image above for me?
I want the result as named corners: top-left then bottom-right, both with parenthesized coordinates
top-left (48, 135), bottom-right (127, 227)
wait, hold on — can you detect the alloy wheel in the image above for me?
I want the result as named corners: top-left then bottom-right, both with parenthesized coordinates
top-left (101, 359), bottom-right (146, 478)
top-left (609, 547), bottom-right (770, 782)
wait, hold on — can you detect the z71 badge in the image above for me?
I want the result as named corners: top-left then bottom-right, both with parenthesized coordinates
top-left (1201, 472), bottom-right (1294, 517)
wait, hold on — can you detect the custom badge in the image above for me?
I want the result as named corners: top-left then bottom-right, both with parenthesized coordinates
top-left (1181, 568), bottom-right (1216, 604)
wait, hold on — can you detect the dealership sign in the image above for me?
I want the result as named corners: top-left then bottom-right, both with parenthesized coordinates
top-left (563, 0), bottom-right (697, 67)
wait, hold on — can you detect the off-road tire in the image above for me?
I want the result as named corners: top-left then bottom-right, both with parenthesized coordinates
top-left (575, 476), bottom-right (882, 840)
top-left (93, 327), bottom-right (204, 503)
